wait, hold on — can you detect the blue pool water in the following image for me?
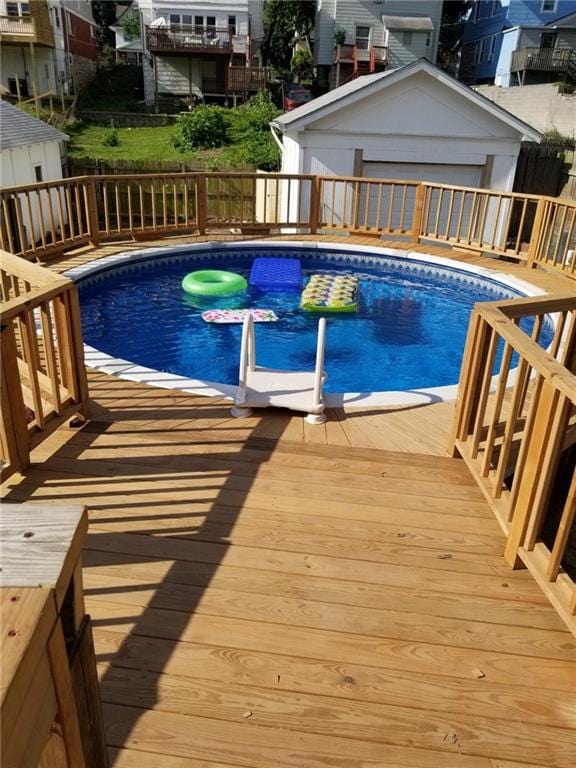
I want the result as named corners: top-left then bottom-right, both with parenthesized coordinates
top-left (77, 247), bottom-right (548, 394)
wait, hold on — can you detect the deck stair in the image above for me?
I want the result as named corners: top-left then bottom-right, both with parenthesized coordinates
top-left (3, 377), bottom-right (576, 768)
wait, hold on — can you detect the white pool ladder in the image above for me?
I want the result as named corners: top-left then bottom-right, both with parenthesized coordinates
top-left (231, 315), bottom-right (327, 424)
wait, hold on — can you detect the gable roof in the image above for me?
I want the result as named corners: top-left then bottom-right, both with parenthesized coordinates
top-left (271, 59), bottom-right (541, 142)
top-left (0, 101), bottom-right (69, 150)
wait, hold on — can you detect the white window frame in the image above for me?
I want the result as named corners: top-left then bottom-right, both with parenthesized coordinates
top-left (478, 37), bottom-right (487, 62)
top-left (487, 34), bottom-right (497, 61)
top-left (355, 24), bottom-right (371, 50)
top-left (541, 0), bottom-right (557, 12)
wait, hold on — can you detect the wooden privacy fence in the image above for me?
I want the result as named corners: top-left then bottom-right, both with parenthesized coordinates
top-left (451, 294), bottom-right (576, 632)
top-left (0, 251), bottom-right (89, 480)
top-left (0, 172), bottom-right (575, 278)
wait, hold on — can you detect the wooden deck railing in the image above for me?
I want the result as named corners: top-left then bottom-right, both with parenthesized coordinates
top-left (511, 46), bottom-right (575, 74)
top-left (1, 173), bottom-right (575, 279)
top-left (0, 251), bottom-right (89, 480)
top-left (451, 294), bottom-right (576, 633)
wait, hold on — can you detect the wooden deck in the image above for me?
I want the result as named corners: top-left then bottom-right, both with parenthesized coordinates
top-left (3, 235), bottom-right (576, 766)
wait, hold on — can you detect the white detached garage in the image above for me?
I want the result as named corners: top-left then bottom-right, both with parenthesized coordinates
top-left (271, 59), bottom-right (541, 192)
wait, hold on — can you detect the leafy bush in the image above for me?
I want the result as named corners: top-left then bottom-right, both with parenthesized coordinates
top-left (334, 27), bottom-right (346, 45)
top-left (174, 106), bottom-right (230, 150)
top-left (102, 127), bottom-right (119, 146)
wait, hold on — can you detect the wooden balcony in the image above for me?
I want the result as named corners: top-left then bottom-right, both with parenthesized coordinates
top-left (334, 44), bottom-right (388, 79)
top-left (146, 25), bottom-right (247, 57)
top-left (227, 66), bottom-right (267, 93)
top-left (511, 46), bottom-right (576, 74)
top-left (0, 2), bottom-right (54, 47)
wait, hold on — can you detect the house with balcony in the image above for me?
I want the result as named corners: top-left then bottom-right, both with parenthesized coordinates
top-left (135, 0), bottom-right (265, 109)
top-left (0, 0), bottom-right (55, 98)
top-left (314, 0), bottom-right (442, 89)
top-left (0, 0), bottom-right (98, 101)
top-left (459, 0), bottom-right (576, 87)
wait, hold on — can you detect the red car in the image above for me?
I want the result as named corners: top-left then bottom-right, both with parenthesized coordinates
top-left (282, 83), bottom-right (312, 111)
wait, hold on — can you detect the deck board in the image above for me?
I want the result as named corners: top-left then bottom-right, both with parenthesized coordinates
top-left (3, 236), bottom-right (576, 766)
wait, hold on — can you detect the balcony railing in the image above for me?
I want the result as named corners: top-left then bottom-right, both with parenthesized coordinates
top-left (335, 44), bottom-right (387, 66)
top-left (227, 66), bottom-right (267, 93)
top-left (511, 46), bottom-right (576, 73)
top-left (0, 4), bottom-right (54, 47)
top-left (146, 26), bottom-right (248, 56)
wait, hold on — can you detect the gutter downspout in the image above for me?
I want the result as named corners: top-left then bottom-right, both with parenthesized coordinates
top-left (270, 124), bottom-right (284, 154)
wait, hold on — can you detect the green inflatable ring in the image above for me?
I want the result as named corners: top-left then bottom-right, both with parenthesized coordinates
top-left (181, 270), bottom-right (247, 297)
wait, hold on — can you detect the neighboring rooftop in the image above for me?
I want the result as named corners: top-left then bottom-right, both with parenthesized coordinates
top-left (0, 101), bottom-right (69, 151)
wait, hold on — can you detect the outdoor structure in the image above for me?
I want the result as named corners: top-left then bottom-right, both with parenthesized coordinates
top-left (460, 0), bottom-right (576, 87)
top-left (110, 3), bottom-right (143, 65)
top-left (0, 0), bottom-right (98, 100)
top-left (134, 0), bottom-right (266, 108)
top-left (0, 100), bottom-right (68, 251)
top-left (271, 59), bottom-right (541, 196)
top-left (314, 0), bottom-right (442, 88)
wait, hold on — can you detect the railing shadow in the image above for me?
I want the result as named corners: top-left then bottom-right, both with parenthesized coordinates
top-left (1, 371), bottom-right (295, 763)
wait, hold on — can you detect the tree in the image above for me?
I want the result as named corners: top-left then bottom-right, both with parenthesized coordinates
top-left (261, 0), bottom-right (316, 73)
top-left (91, 1), bottom-right (118, 51)
top-left (437, 1), bottom-right (472, 75)
top-left (291, 49), bottom-right (313, 83)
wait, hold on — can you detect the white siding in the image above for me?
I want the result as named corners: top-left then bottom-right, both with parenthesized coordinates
top-left (315, 0), bottom-right (337, 65)
top-left (156, 57), bottom-right (203, 97)
top-left (386, 30), bottom-right (432, 69)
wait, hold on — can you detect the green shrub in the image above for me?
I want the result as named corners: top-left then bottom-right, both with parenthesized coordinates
top-left (102, 126), bottom-right (119, 146)
top-left (291, 49), bottom-right (313, 83)
top-left (174, 106), bottom-right (230, 150)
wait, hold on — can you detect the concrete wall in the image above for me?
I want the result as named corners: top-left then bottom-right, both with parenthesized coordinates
top-left (475, 83), bottom-right (576, 137)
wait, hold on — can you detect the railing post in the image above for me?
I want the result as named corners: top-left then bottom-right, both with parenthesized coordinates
top-left (504, 379), bottom-right (567, 568)
top-left (526, 196), bottom-right (547, 269)
top-left (85, 180), bottom-right (100, 247)
top-left (411, 183), bottom-right (426, 244)
top-left (196, 174), bottom-right (207, 236)
top-left (309, 176), bottom-right (321, 234)
top-left (0, 321), bottom-right (30, 476)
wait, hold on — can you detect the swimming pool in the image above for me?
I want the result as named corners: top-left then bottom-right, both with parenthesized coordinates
top-left (70, 242), bottom-right (551, 407)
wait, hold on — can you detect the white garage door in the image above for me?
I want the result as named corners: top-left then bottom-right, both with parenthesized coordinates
top-left (359, 162), bottom-right (483, 233)
top-left (362, 161), bottom-right (482, 187)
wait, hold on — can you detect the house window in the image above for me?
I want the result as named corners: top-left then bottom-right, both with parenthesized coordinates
top-left (20, 2), bottom-right (29, 13)
top-left (488, 34), bottom-right (497, 61)
top-left (355, 25), bottom-right (371, 50)
top-left (472, 41), bottom-right (480, 64)
top-left (478, 37), bottom-right (487, 62)
top-left (492, 0), bottom-right (499, 15)
top-left (403, 30), bottom-right (413, 46)
top-left (541, 0), bottom-right (557, 11)
top-left (228, 15), bottom-right (236, 35)
top-left (66, 11), bottom-right (72, 35)
top-left (195, 16), bottom-right (203, 33)
top-left (472, 1), bottom-right (480, 22)
top-left (425, 32), bottom-right (431, 47)
top-left (540, 31), bottom-right (557, 48)
top-left (206, 16), bottom-right (216, 36)
top-left (34, 165), bottom-right (43, 182)
top-left (182, 14), bottom-right (192, 27)
top-left (53, 7), bottom-right (60, 27)
top-left (7, 1), bottom-right (30, 16)
top-left (169, 14), bottom-right (180, 27)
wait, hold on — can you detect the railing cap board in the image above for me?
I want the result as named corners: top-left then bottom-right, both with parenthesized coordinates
top-left (0, 504), bottom-right (87, 612)
top-left (1, 250), bottom-right (71, 289)
top-left (477, 303), bottom-right (576, 403)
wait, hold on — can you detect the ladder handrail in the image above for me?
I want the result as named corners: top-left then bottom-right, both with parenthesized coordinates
top-left (312, 317), bottom-right (327, 409)
top-left (238, 313), bottom-right (255, 389)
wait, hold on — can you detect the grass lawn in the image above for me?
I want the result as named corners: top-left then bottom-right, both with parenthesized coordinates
top-left (67, 123), bottom-right (202, 163)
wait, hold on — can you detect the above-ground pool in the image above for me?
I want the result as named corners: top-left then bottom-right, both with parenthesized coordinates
top-left (71, 243), bottom-right (550, 406)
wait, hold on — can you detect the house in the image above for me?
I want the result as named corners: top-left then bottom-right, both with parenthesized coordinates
top-left (314, 0), bottom-right (443, 89)
top-left (0, 100), bottom-right (68, 250)
top-left (110, 3), bottom-right (144, 65)
top-left (459, 0), bottom-right (576, 87)
top-left (0, 0), bottom-right (98, 100)
top-left (271, 58), bottom-right (541, 193)
top-left (135, 0), bottom-right (266, 109)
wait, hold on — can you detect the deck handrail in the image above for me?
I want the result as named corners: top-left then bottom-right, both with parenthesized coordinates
top-left (0, 251), bottom-right (89, 480)
top-left (451, 294), bottom-right (576, 633)
top-left (1, 173), bottom-right (575, 278)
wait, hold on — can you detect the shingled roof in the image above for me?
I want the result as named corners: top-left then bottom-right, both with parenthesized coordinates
top-left (0, 100), bottom-right (68, 151)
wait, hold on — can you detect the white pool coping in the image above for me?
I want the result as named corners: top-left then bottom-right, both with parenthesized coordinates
top-left (64, 240), bottom-right (549, 409)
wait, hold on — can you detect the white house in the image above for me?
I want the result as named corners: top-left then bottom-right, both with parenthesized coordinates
top-left (271, 58), bottom-right (542, 192)
top-left (0, 100), bottom-right (68, 250)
